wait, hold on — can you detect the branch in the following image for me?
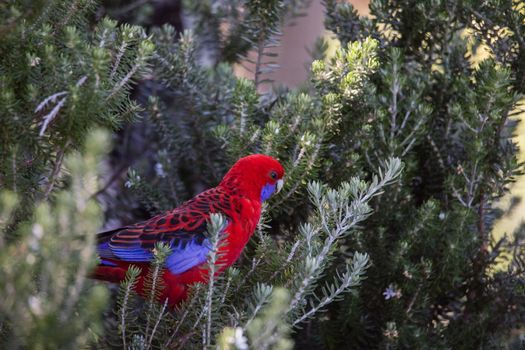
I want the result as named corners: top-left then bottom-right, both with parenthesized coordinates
top-left (43, 140), bottom-right (71, 201)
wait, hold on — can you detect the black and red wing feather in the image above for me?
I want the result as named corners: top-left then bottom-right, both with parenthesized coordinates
top-left (96, 187), bottom-right (232, 270)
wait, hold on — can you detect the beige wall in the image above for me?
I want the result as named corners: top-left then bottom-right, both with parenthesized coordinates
top-left (236, 0), bottom-right (369, 91)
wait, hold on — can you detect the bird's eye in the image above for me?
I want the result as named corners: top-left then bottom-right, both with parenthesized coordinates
top-left (270, 171), bottom-right (278, 180)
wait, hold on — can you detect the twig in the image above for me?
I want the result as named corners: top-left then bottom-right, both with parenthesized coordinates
top-left (164, 284), bottom-right (203, 348)
top-left (11, 150), bottom-right (17, 193)
top-left (477, 192), bottom-right (488, 254)
top-left (110, 41), bottom-right (128, 80)
top-left (220, 274), bottom-right (233, 305)
top-left (54, 0), bottom-right (80, 33)
top-left (39, 97), bottom-right (67, 136)
top-left (35, 91), bottom-right (68, 114)
top-left (43, 140), bottom-right (71, 201)
top-left (106, 62), bottom-right (141, 101)
top-left (236, 252), bottom-right (266, 294)
top-left (406, 283), bottom-right (422, 318)
top-left (146, 298), bottom-right (168, 350)
top-left (120, 279), bottom-right (135, 350)
top-left (91, 162), bottom-right (131, 199)
top-left (37, 76), bottom-right (87, 137)
top-left (268, 240), bottom-right (301, 282)
top-left (145, 263), bottom-right (163, 338)
top-left (173, 330), bottom-right (197, 350)
top-left (243, 286), bottom-right (273, 329)
top-left (254, 25), bottom-right (266, 89)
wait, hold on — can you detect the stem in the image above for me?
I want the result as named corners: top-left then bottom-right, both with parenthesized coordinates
top-left (268, 240), bottom-right (300, 282)
top-left (244, 290), bottom-right (272, 329)
top-left (145, 262), bottom-right (162, 338)
top-left (164, 284), bottom-right (202, 348)
top-left (406, 283), bottom-right (422, 318)
top-left (110, 41), bottom-right (128, 80)
top-left (106, 61), bottom-right (141, 101)
top-left (120, 285), bottom-right (132, 349)
top-left (205, 258), bottom-right (217, 347)
top-left (55, 0), bottom-right (80, 33)
top-left (254, 23), bottom-right (266, 89)
top-left (292, 280), bottom-right (345, 326)
top-left (43, 140), bottom-right (70, 201)
top-left (236, 254), bottom-right (265, 293)
top-left (146, 299), bottom-right (168, 350)
top-left (11, 149), bottom-right (17, 193)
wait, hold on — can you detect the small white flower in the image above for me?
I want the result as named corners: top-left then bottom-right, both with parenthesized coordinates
top-left (439, 212), bottom-right (445, 220)
top-left (30, 56), bottom-right (41, 67)
top-left (28, 296), bottom-right (43, 315)
top-left (32, 223), bottom-right (44, 239)
top-left (224, 327), bottom-right (248, 350)
top-left (383, 328), bottom-right (399, 339)
top-left (124, 180), bottom-right (133, 188)
top-left (155, 162), bottom-right (166, 178)
top-left (233, 327), bottom-right (248, 350)
top-left (26, 254), bottom-right (36, 265)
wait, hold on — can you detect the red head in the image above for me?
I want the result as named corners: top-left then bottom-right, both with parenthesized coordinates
top-left (220, 154), bottom-right (285, 202)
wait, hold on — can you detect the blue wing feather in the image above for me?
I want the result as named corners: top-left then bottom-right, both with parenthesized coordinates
top-left (166, 238), bottom-right (212, 274)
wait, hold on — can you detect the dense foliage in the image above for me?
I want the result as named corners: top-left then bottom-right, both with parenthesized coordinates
top-left (1, 0), bottom-right (524, 349)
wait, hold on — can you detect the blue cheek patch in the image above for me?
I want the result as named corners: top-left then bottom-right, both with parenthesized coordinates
top-left (261, 183), bottom-right (276, 202)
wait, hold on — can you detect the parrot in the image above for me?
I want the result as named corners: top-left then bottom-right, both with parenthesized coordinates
top-left (93, 154), bottom-right (285, 308)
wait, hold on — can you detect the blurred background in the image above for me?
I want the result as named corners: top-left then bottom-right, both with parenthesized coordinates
top-left (240, 0), bottom-right (525, 246)
top-left (103, 0), bottom-right (525, 246)
top-left (2, 0), bottom-right (524, 348)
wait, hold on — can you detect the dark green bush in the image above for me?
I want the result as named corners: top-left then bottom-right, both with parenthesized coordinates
top-left (1, 0), bottom-right (524, 348)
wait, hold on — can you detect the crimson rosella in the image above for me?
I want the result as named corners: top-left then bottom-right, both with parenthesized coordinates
top-left (93, 154), bottom-right (285, 307)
